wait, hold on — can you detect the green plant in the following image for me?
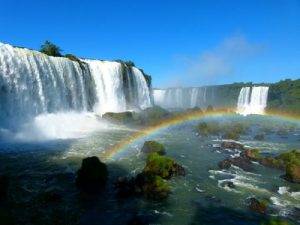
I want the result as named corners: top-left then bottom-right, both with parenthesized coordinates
top-left (40, 41), bottom-right (62, 57)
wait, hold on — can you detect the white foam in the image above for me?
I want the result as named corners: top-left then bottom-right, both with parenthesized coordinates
top-left (13, 111), bottom-right (116, 141)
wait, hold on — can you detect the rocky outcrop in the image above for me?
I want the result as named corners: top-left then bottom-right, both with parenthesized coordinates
top-left (141, 141), bottom-right (166, 155)
top-left (102, 111), bottom-right (134, 124)
top-left (76, 156), bottom-right (108, 193)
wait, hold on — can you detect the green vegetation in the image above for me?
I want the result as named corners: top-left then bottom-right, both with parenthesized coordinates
top-left (267, 79), bottom-right (300, 114)
top-left (142, 141), bottom-right (166, 155)
top-left (222, 130), bottom-right (240, 140)
top-left (40, 41), bottom-right (62, 57)
top-left (144, 153), bottom-right (175, 179)
top-left (135, 172), bottom-right (171, 200)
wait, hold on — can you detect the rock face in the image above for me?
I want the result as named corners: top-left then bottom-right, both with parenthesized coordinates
top-left (76, 156), bottom-right (108, 193)
top-left (248, 198), bottom-right (267, 214)
top-left (141, 141), bottom-right (166, 155)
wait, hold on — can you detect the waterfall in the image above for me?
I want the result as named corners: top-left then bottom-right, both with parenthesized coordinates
top-left (190, 88), bottom-right (198, 108)
top-left (153, 87), bottom-right (214, 110)
top-left (236, 86), bottom-right (269, 115)
top-left (0, 43), bottom-right (152, 132)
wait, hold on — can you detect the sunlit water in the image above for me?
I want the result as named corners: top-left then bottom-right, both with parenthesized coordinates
top-left (0, 115), bottom-right (299, 225)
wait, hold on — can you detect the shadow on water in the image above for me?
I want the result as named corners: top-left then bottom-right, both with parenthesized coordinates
top-left (0, 140), bottom-right (161, 225)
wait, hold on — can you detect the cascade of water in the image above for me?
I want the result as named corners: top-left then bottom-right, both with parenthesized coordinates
top-left (0, 43), bottom-right (152, 131)
top-left (236, 86), bottom-right (269, 115)
top-left (0, 43), bottom-right (96, 128)
top-left (190, 88), bottom-right (198, 108)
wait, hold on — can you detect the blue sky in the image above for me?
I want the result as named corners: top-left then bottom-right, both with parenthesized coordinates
top-left (1, 0), bottom-right (299, 87)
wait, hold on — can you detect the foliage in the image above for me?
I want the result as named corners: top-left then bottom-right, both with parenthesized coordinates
top-left (137, 172), bottom-right (171, 200)
top-left (144, 153), bottom-right (175, 179)
top-left (40, 41), bottom-right (62, 57)
top-left (267, 79), bottom-right (300, 114)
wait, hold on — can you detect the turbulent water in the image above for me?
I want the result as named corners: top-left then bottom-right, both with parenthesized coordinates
top-left (237, 86), bottom-right (269, 115)
top-left (0, 43), bottom-right (151, 136)
top-left (153, 87), bottom-right (213, 109)
top-left (0, 115), bottom-right (299, 225)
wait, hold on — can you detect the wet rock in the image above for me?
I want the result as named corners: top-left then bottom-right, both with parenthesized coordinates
top-left (221, 141), bottom-right (245, 150)
top-left (76, 156), bottom-right (108, 193)
top-left (102, 111), bottom-right (134, 124)
top-left (242, 149), bottom-right (260, 160)
top-left (141, 141), bottom-right (166, 155)
top-left (218, 157), bottom-right (253, 171)
top-left (248, 198), bottom-right (267, 214)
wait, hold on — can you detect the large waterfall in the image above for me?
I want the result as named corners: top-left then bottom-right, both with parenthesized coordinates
top-left (236, 86), bottom-right (269, 115)
top-left (153, 87), bottom-right (212, 109)
top-left (0, 43), bottom-right (152, 137)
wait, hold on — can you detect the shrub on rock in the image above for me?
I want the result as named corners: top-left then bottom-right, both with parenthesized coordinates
top-left (142, 141), bottom-right (166, 155)
top-left (285, 163), bottom-right (300, 183)
top-left (143, 153), bottom-right (185, 179)
top-left (76, 156), bottom-right (108, 193)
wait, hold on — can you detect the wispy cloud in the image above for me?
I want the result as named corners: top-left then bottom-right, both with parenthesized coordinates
top-left (163, 34), bottom-right (264, 87)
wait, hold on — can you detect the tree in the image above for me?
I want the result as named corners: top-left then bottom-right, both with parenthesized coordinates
top-left (40, 41), bottom-right (62, 57)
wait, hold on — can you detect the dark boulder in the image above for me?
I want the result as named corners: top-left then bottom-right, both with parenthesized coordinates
top-left (218, 156), bottom-right (253, 171)
top-left (76, 156), bottom-right (108, 193)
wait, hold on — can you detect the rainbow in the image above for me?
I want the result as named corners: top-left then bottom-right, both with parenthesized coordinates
top-left (101, 109), bottom-right (300, 160)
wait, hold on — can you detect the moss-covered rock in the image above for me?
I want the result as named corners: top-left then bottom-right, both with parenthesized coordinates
top-left (102, 111), bottom-right (134, 124)
top-left (137, 106), bottom-right (170, 125)
top-left (142, 141), bottom-right (166, 155)
top-left (143, 153), bottom-right (185, 179)
top-left (76, 156), bottom-right (108, 193)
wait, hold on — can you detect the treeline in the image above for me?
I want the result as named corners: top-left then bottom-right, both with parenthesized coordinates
top-left (267, 79), bottom-right (300, 114)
